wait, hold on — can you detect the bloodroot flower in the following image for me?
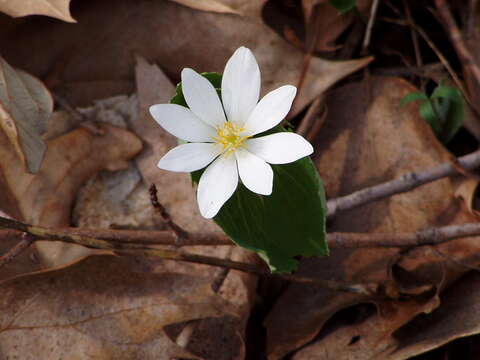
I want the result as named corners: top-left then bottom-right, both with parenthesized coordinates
top-left (150, 47), bottom-right (313, 218)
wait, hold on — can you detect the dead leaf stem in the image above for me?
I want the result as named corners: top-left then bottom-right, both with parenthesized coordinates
top-left (149, 183), bottom-right (189, 245)
top-left (0, 233), bottom-right (34, 268)
top-left (326, 149), bottom-right (480, 218)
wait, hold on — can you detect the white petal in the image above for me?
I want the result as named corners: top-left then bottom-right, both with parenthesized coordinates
top-left (181, 68), bottom-right (226, 128)
top-left (150, 104), bottom-right (216, 142)
top-left (197, 155), bottom-right (238, 218)
top-left (243, 85), bottom-right (297, 136)
top-left (157, 143), bottom-right (222, 172)
top-left (221, 46), bottom-right (260, 127)
top-left (235, 148), bottom-right (273, 195)
top-left (246, 133), bottom-right (313, 164)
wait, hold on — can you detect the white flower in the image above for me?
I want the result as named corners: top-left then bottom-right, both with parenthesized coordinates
top-left (149, 46), bottom-right (313, 219)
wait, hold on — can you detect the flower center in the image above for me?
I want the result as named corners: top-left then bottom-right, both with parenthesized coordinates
top-left (213, 122), bottom-right (249, 155)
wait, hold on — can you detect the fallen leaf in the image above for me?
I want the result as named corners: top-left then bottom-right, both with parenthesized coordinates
top-left (264, 77), bottom-right (480, 359)
top-left (0, 56), bottom-right (53, 173)
top-left (389, 271), bottom-right (480, 359)
top-left (166, 0), bottom-right (241, 15)
top-left (0, 0), bottom-right (75, 22)
top-left (0, 121), bottom-right (142, 279)
top-left (0, 255), bottom-right (239, 359)
top-left (303, 0), bottom-right (372, 52)
top-left (0, 0), bottom-right (371, 115)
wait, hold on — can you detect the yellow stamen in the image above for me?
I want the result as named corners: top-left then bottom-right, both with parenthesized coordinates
top-left (213, 122), bottom-right (250, 156)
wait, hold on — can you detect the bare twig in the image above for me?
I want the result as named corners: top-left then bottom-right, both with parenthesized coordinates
top-left (0, 234), bottom-right (35, 268)
top-left (384, 2), bottom-right (480, 123)
top-left (328, 223), bottom-right (480, 248)
top-left (0, 216), bottom-right (378, 295)
top-left (327, 149), bottom-right (480, 218)
top-left (403, 0), bottom-right (425, 90)
top-left (0, 226), bottom-right (230, 247)
top-left (362, 0), bottom-right (380, 53)
top-left (435, 0), bottom-right (480, 90)
top-left (149, 184), bottom-right (189, 244)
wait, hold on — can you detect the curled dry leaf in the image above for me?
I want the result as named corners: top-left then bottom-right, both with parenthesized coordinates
top-left (0, 255), bottom-right (240, 360)
top-left (0, 56), bottom-right (53, 173)
top-left (265, 77), bottom-right (480, 359)
top-left (0, 0), bottom-right (371, 116)
top-left (0, 122), bottom-right (142, 280)
top-left (0, 0), bottom-right (75, 22)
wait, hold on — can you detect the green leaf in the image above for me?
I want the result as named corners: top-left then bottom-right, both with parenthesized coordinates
top-left (328, 0), bottom-right (356, 13)
top-left (399, 92), bottom-right (429, 106)
top-left (431, 85), bottom-right (463, 103)
top-left (192, 153), bottom-right (328, 273)
top-left (419, 100), bottom-right (442, 134)
top-left (177, 73), bottom-right (328, 273)
top-left (431, 86), bottom-right (464, 143)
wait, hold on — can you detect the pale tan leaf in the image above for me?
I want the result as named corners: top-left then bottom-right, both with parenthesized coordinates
top-left (0, 122), bottom-right (142, 280)
top-left (166, 0), bottom-right (241, 15)
top-left (0, 57), bottom-right (53, 173)
top-left (0, 0), bottom-right (75, 22)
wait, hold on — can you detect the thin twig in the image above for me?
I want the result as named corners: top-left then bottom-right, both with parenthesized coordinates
top-left (362, 0), bottom-right (380, 53)
top-left (403, 0), bottom-right (425, 90)
top-left (149, 184), bottom-right (189, 244)
top-left (328, 223), bottom-right (480, 248)
top-left (327, 149), bottom-right (480, 218)
top-left (384, 3), bottom-right (480, 120)
top-left (1, 227), bottom-right (230, 246)
top-left (435, 0), bottom-right (480, 90)
top-left (0, 216), bottom-right (378, 295)
top-left (0, 234), bottom-right (35, 268)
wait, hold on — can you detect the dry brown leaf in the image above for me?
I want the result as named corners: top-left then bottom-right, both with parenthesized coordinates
top-left (166, 0), bottom-right (241, 15)
top-left (0, 56), bottom-right (53, 173)
top-left (264, 77), bottom-right (480, 359)
top-left (0, 122), bottom-right (142, 279)
top-left (303, 0), bottom-right (372, 52)
top-left (0, 255), bottom-right (240, 359)
top-left (388, 271), bottom-right (480, 359)
top-left (0, 0), bottom-right (371, 115)
top-left (0, 0), bottom-right (75, 22)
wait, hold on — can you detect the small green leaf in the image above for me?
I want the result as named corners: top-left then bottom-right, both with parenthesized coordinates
top-left (419, 100), bottom-right (442, 134)
top-left (399, 92), bottom-right (429, 107)
top-left (431, 85), bottom-right (463, 103)
top-left (328, 0), bottom-right (356, 13)
top-left (176, 73), bottom-right (328, 273)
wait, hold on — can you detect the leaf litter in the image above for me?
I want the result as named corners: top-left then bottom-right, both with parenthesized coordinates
top-left (2, 1), bottom-right (480, 359)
